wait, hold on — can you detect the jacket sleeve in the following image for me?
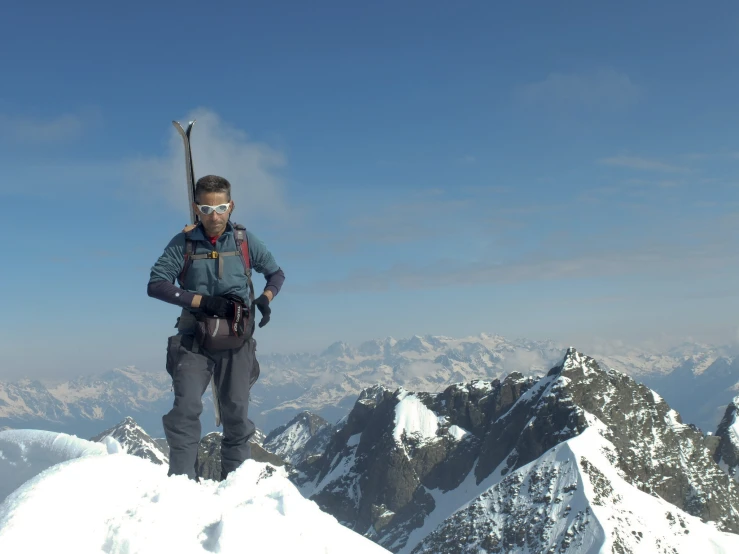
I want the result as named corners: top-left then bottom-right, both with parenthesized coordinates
top-left (246, 230), bottom-right (285, 298)
top-left (147, 233), bottom-right (196, 308)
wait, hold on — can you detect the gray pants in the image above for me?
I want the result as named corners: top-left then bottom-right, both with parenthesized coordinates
top-left (162, 332), bottom-right (259, 481)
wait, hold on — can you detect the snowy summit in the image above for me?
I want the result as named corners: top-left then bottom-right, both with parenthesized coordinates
top-left (0, 429), bottom-right (389, 554)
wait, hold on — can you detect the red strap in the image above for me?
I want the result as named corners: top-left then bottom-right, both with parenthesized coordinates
top-left (239, 237), bottom-right (250, 270)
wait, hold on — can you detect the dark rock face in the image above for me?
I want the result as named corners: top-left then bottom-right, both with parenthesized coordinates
top-left (294, 348), bottom-right (739, 552)
top-left (549, 351), bottom-right (739, 530)
top-left (295, 377), bottom-right (538, 551)
top-left (714, 397), bottom-right (739, 481)
top-left (196, 432), bottom-right (288, 481)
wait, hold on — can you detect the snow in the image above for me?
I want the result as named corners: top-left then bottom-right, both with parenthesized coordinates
top-left (399, 412), bottom-right (739, 554)
top-left (94, 418), bottom-right (170, 466)
top-left (728, 396), bottom-right (739, 452)
top-left (447, 425), bottom-right (469, 441)
top-left (308, 449), bottom-right (359, 498)
top-left (0, 429), bottom-right (122, 502)
top-left (393, 393), bottom-right (439, 443)
top-left (567, 423), bottom-right (739, 553)
top-left (0, 430), bottom-right (389, 554)
top-left (651, 389), bottom-right (665, 404)
top-left (266, 420), bottom-right (314, 463)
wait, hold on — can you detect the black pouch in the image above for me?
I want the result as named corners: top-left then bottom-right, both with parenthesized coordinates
top-left (166, 335), bottom-right (183, 377)
top-left (195, 302), bottom-right (250, 351)
top-left (250, 338), bottom-right (260, 388)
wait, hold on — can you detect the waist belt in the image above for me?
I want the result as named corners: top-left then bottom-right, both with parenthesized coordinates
top-left (175, 309), bottom-right (199, 333)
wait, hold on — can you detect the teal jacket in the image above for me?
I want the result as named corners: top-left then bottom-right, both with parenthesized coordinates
top-left (148, 221), bottom-right (283, 311)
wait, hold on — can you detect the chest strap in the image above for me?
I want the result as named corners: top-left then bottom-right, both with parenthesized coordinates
top-left (177, 224), bottom-right (254, 309)
top-left (186, 250), bottom-right (242, 280)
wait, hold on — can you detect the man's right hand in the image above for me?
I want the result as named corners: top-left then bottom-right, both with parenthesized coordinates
top-left (199, 295), bottom-right (234, 318)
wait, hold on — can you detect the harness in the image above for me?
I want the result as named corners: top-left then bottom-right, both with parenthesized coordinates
top-left (177, 222), bottom-right (256, 312)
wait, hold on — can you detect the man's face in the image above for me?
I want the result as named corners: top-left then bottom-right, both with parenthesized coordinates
top-left (194, 192), bottom-right (233, 237)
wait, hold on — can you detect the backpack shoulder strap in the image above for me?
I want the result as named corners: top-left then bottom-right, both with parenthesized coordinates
top-left (177, 230), bottom-right (196, 287)
top-left (232, 223), bottom-right (251, 271)
top-left (232, 223), bottom-right (255, 304)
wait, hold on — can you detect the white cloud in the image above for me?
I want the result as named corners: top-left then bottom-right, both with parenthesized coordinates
top-left (291, 240), bottom-right (738, 293)
top-left (0, 108), bottom-right (100, 143)
top-left (128, 108), bottom-right (290, 220)
top-left (599, 156), bottom-right (688, 173)
top-left (517, 69), bottom-right (642, 110)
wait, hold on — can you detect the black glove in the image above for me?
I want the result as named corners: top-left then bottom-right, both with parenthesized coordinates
top-left (199, 295), bottom-right (234, 318)
top-left (253, 293), bottom-right (271, 328)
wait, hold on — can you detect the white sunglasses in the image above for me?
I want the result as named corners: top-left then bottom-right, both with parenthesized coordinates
top-left (196, 203), bottom-right (231, 215)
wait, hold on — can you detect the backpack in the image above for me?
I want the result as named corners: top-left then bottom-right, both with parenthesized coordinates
top-left (177, 222), bottom-right (256, 310)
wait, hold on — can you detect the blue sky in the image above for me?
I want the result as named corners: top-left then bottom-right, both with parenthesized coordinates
top-left (2, 1), bottom-right (739, 379)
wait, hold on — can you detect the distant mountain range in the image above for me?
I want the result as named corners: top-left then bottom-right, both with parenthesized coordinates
top-left (70, 348), bottom-right (739, 553)
top-left (1, 333), bottom-right (738, 439)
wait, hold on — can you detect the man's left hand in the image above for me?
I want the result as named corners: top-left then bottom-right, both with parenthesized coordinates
top-left (253, 294), bottom-right (272, 328)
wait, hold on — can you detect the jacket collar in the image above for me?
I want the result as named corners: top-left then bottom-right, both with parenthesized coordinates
top-left (187, 220), bottom-right (235, 242)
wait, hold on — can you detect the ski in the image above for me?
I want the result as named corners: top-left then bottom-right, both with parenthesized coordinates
top-left (172, 119), bottom-right (222, 429)
top-left (172, 120), bottom-right (199, 226)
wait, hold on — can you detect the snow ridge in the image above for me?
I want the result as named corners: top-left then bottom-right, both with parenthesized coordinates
top-left (0, 430), bottom-right (390, 554)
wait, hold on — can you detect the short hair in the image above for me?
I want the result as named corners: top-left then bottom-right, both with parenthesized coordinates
top-left (194, 175), bottom-right (231, 203)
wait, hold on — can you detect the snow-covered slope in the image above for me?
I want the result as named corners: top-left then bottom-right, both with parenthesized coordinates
top-left (264, 411), bottom-right (333, 465)
top-left (0, 430), bottom-right (390, 554)
top-left (412, 422), bottom-right (739, 553)
top-left (0, 429), bottom-right (122, 503)
top-left (90, 416), bottom-right (169, 465)
top-left (295, 348), bottom-right (739, 553)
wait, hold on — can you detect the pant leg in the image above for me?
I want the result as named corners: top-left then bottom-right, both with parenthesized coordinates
top-left (214, 337), bottom-right (258, 480)
top-left (162, 335), bottom-right (213, 480)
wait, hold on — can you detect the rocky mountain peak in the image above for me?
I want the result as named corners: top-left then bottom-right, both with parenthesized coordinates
top-left (715, 395), bottom-right (739, 481)
top-left (321, 341), bottom-right (355, 358)
top-left (264, 411), bottom-right (333, 466)
top-left (197, 431), bottom-right (287, 481)
top-left (294, 347), bottom-right (739, 552)
top-left (546, 346), bottom-right (601, 378)
top-left (90, 416), bottom-right (168, 465)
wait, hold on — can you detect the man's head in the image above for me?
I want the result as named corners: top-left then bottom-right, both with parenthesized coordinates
top-left (193, 175), bottom-right (234, 238)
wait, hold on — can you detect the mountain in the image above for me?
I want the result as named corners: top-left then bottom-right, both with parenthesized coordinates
top-left (196, 431), bottom-right (287, 481)
top-left (86, 416), bottom-right (280, 481)
top-left (1, 333), bottom-right (734, 438)
top-left (90, 416), bottom-right (169, 465)
top-left (642, 354), bottom-right (739, 432)
top-left (264, 411), bottom-right (333, 465)
top-left (0, 430), bottom-right (390, 554)
top-left (0, 429), bottom-right (122, 504)
top-left (293, 348), bottom-right (739, 553)
top-left (715, 396), bottom-right (739, 481)
top-left (0, 366), bottom-right (176, 437)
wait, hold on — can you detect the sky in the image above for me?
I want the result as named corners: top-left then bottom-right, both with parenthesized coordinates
top-left (1, 1), bottom-right (739, 380)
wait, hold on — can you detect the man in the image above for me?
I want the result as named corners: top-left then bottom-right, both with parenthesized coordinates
top-left (147, 174), bottom-right (285, 481)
